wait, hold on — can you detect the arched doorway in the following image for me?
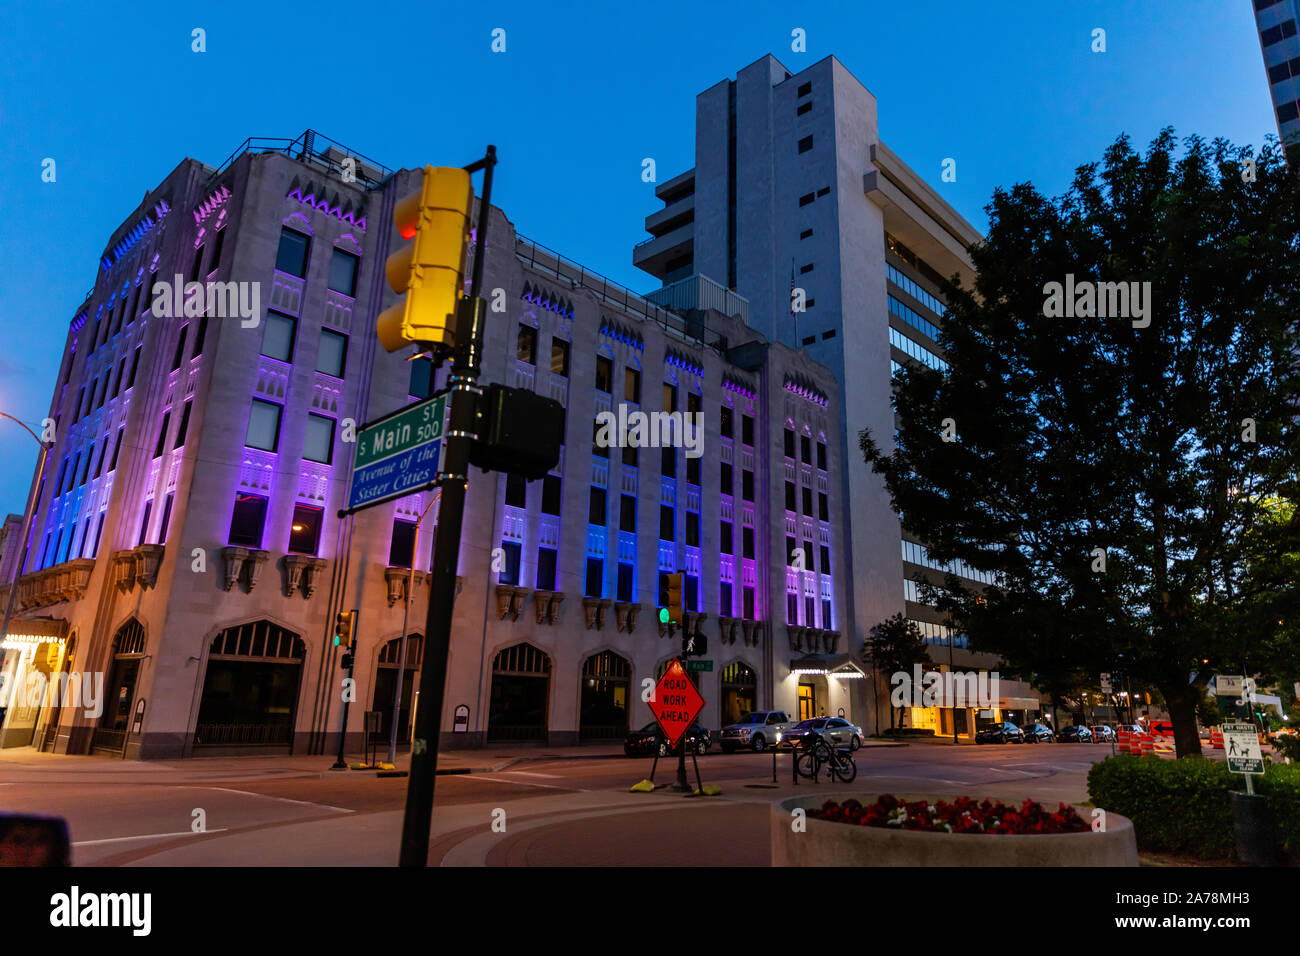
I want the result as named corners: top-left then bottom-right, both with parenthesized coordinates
top-left (372, 634), bottom-right (422, 745)
top-left (92, 619), bottom-right (146, 753)
top-left (579, 651), bottom-right (630, 740)
top-left (487, 643), bottom-right (551, 742)
top-left (194, 621), bottom-right (305, 752)
top-left (720, 661), bottom-right (757, 725)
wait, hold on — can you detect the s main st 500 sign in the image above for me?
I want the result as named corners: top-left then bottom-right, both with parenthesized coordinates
top-left (348, 394), bottom-right (447, 511)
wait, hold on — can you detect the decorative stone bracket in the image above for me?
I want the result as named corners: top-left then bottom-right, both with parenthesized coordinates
top-left (718, 616), bottom-right (736, 646)
top-left (385, 567), bottom-right (431, 607)
top-left (824, 630), bottom-right (840, 654)
top-left (282, 555), bottom-right (327, 598)
top-left (495, 584), bottom-right (515, 620)
top-left (752, 622), bottom-right (765, 648)
top-left (111, 547), bottom-right (162, 594)
top-left (534, 589), bottom-right (552, 624)
top-left (221, 547), bottom-right (270, 592)
top-left (582, 597), bottom-right (611, 630)
top-left (615, 601), bottom-right (642, 633)
top-left (112, 551), bottom-right (137, 593)
top-left (547, 591), bottom-right (565, 624)
top-left (787, 624), bottom-right (805, 652)
top-left (509, 587), bottom-right (531, 622)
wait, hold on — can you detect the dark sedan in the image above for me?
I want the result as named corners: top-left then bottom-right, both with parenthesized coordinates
top-left (624, 721), bottom-right (710, 757)
top-left (1022, 722), bottom-right (1056, 743)
top-left (1057, 725), bottom-right (1095, 743)
top-left (975, 722), bottom-right (1024, 744)
top-left (782, 717), bottom-right (864, 752)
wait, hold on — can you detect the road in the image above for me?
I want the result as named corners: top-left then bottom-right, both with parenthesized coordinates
top-left (0, 741), bottom-right (1129, 866)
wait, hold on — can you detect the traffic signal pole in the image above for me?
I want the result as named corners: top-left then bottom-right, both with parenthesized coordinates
top-left (399, 146), bottom-right (496, 867)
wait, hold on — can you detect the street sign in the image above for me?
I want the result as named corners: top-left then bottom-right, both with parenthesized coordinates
top-left (1222, 721), bottom-right (1264, 774)
top-left (1214, 675), bottom-right (1243, 697)
top-left (684, 659), bottom-right (713, 673)
top-left (348, 394), bottom-right (447, 511)
top-left (649, 658), bottom-right (705, 750)
top-left (1099, 672), bottom-right (1112, 694)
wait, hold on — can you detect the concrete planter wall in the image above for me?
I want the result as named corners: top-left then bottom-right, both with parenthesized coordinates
top-left (772, 794), bottom-right (1138, 867)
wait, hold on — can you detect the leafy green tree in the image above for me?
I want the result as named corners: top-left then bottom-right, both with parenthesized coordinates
top-left (864, 613), bottom-right (930, 730)
top-left (861, 131), bottom-right (1300, 758)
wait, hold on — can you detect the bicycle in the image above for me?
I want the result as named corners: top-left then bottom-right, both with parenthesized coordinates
top-left (795, 734), bottom-right (857, 783)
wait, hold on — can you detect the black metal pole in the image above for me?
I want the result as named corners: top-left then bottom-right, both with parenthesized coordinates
top-left (332, 620), bottom-right (359, 770)
top-left (399, 146), bottom-right (496, 867)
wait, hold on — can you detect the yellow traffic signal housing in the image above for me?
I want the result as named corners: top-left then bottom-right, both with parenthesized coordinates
top-left (334, 610), bottom-right (356, 648)
top-left (666, 573), bottom-right (684, 627)
top-left (376, 165), bottom-right (474, 353)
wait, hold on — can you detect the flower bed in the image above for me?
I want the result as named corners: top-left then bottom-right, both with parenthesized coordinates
top-left (772, 792), bottom-right (1137, 866)
top-left (808, 794), bottom-right (1091, 835)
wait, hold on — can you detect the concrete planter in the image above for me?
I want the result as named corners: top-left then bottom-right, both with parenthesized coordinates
top-left (772, 794), bottom-right (1138, 867)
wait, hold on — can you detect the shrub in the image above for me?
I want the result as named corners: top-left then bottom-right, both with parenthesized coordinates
top-left (1087, 754), bottom-right (1300, 860)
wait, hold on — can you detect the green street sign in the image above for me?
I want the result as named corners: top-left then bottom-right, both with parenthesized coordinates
top-left (685, 660), bottom-right (713, 673)
top-left (348, 394), bottom-right (448, 511)
top-left (355, 394), bottom-right (446, 469)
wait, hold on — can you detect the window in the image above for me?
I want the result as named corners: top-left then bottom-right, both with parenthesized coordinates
top-left (517, 324), bottom-right (537, 364)
top-left (174, 401), bottom-right (192, 448)
top-left (595, 356), bottom-right (613, 392)
top-left (743, 586), bottom-right (754, 619)
top-left (190, 246), bottom-right (204, 283)
top-left (620, 495), bottom-right (637, 533)
top-left (210, 228), bottom-right (225, 274)
top-left (720, 462), bottom-right (733, 496)
top-left (64, 454), bottom-right (78, 494)
top-left (787, 592), bottom-right (798, 622)
top-left (802, 487), bottom-right (813, 516)
top-left (685, 574), bottom-right (698, 612)
top-left (661, 382), bottom-right (675, 411)
top-left (79, 450), bottom-right (92, 486)
top-left (499, 541), bottom-right (522, 585)
top-left (152, 411), bottom-right (171, 459)
top-left (622, 444), bottom-right (638, 468)
top-left (661, 445), bottom-right (675, 478)
top-left (304, 413), bottom-right (334, 464)
top-left (588, 486), bottom-right (607, 525)
top-left (686, 455), bottom-right (700, 485)
top-left (1262, 18), bottom-right (1298, 47)
top-left (128, 346), bottom-right (142, 388)
top-left (505, 473), bottom-right (527, 508)
top-left (742, 470), bottom-right (754, 502)
top-left (802, 335), bottom-right (816, 346)
top-left (592, 420), bottom-right (609, 458)
top-left (90, 378), bottom-right (102, 410)
top-left (800, 228), bottom-right (813, 239)
top-left (541, 475), bottom-right (561, 515)
top-left (584, 557), bottom-right (603, 598)
top-left (625, 367), bottom-right (641, 403)
top-left (275, 227), bottom-right (310, 277)
top-left (78, 517), bottom-right (92, 558)
top-left (742, 415), bottom-right (754, 445)
top-left (798, 135), bottom-right (813, 153)
top-left (246, 399), bottom-right (282, 452)
top-left (818, 492), bottom-right (829, 521)
top-left (785, 481), bottom-right (796, 512)
top-left (801, 435), bottom-right (811, 464)
top-left (742, 527), bottom-right (755, 559)
top-left (720, 521), bottom-right (733, 554)
top-left (158, 493), bottom-right (175, 542)
top-left (720, 405), bottom-right (733, 438)
top-left (616, 562), bottom-right (633, 602)
top-left (109, 428), bottom-right (124, 471)
top-left (193, 315), bottom-right (209, 357)
top-left (262, 311), bottom-right (295, 362)
top-left (93, 438), bottom-right (108, 478)
top-left (409, 356), bottom-right (434, 398)
top-left (786, 536), bottom-right (797, 566)
top-left (550, 338), bottom-right (570, 377)
top-left (784, 429), bottom-right (795, 458)
top-left (389, 519), bottom-right (416, 567)
top-left (686, 512), bottom-right (699, 547)
top-left (797, 81), bottom-right (812, 96)
top-left (797, 101), bottom-right (812, 116)
top-left (816, 187), bottom-right (829, 197)
top-left (817, 441), bottom-right (827, 469)
top-left (720, 580), bottom-right (732, 613)
top-left (288, 504), bottom-right (324, 555)
top-left (535, 548), bottom-right (557, 591)
top-left (659, 506), bottom-right (675, 541)
top-left (800, 263), bottom-right (814, 275)
top-left (91, 512), bottom-right (105, 557)
top-left (798, 192), bottom-right (815, 207)
top-left (317, 330), bottom-right (347, 377)
top-left (820, 545), bottom-right (831, 574)
top-left (328, 249), bottom-right (359, 296)
top-left (137, 500), bottom-right (152, 546)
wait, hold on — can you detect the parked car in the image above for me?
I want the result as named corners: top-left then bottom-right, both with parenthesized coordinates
top-left (782, 716), bottom-right (864, 752)
top-left (1022, 722), bottom-right (1056, 743)
top-left (1090, 724), bottom-right (1117, 743)
top-left (1057, 725), bottom-right (1094, 743)
top-left (624, 721), bottom-right (710, 757)
top-left (975, 722), bottom-right (1024, 744)
top-left (1116, 724), bottom-right (1147, 737)
top-left (718, 710), bottom-right (791, 753)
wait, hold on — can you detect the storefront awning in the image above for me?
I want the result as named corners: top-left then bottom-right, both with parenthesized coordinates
top-left (789, 654), bottom-right (868, 679)
top-left (0, 616), bottom-right (68, 648)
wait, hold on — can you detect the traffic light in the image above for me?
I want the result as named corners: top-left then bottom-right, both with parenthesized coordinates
top-left (334, 610), bottom-right (355, 648)
top-left (376, 165), bottom-right (474, 353)
top-left (468, 383), bottom-right (565, 480)
top-left (666, 573), bottom-right (683, 628)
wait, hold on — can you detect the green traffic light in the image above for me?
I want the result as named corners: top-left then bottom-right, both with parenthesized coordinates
top-left (659, 608), bottom-right (669, 624)
top-left (333, 634), bottom-right (340, 646)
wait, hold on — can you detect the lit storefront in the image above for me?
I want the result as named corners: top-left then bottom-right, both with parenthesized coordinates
top-left (0, 619), bottom-right (71, 749)
top-left (789, 653), bottom-right (867, 723)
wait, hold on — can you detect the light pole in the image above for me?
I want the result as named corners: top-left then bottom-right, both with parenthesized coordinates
top-left (388, 490), bottom-right (440, 766)
top-left (0, 413), bottom-right (51, 654)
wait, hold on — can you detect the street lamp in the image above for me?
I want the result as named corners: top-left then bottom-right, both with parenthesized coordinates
top-left (0, 413), bottom-right (52, 657)
top-left (388, 490), bottom-right (440, 766)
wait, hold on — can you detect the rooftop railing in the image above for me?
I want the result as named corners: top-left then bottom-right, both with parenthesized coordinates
top-left (204, 130), bottom-right (393, 188)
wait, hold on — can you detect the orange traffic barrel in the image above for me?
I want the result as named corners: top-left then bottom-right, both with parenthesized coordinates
top-left (1140, 734), bottom-right (1154, 757)
top-left (1118, 728), bottom-right (1131, 754)
top-left (1210, 728), bottom-right (1224, 750)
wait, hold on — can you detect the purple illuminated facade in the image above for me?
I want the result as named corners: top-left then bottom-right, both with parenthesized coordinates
top-left (0, 131), bottom-right (851, 757)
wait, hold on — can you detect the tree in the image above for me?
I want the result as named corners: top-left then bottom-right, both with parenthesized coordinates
top-left (860, 131), bottom-right (1300, 758)
top-left (864, 613), bottom-right (930, 730)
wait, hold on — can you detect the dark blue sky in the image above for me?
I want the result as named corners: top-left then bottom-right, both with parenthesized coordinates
top-left (0, 0), bottom-right (1278, 515)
